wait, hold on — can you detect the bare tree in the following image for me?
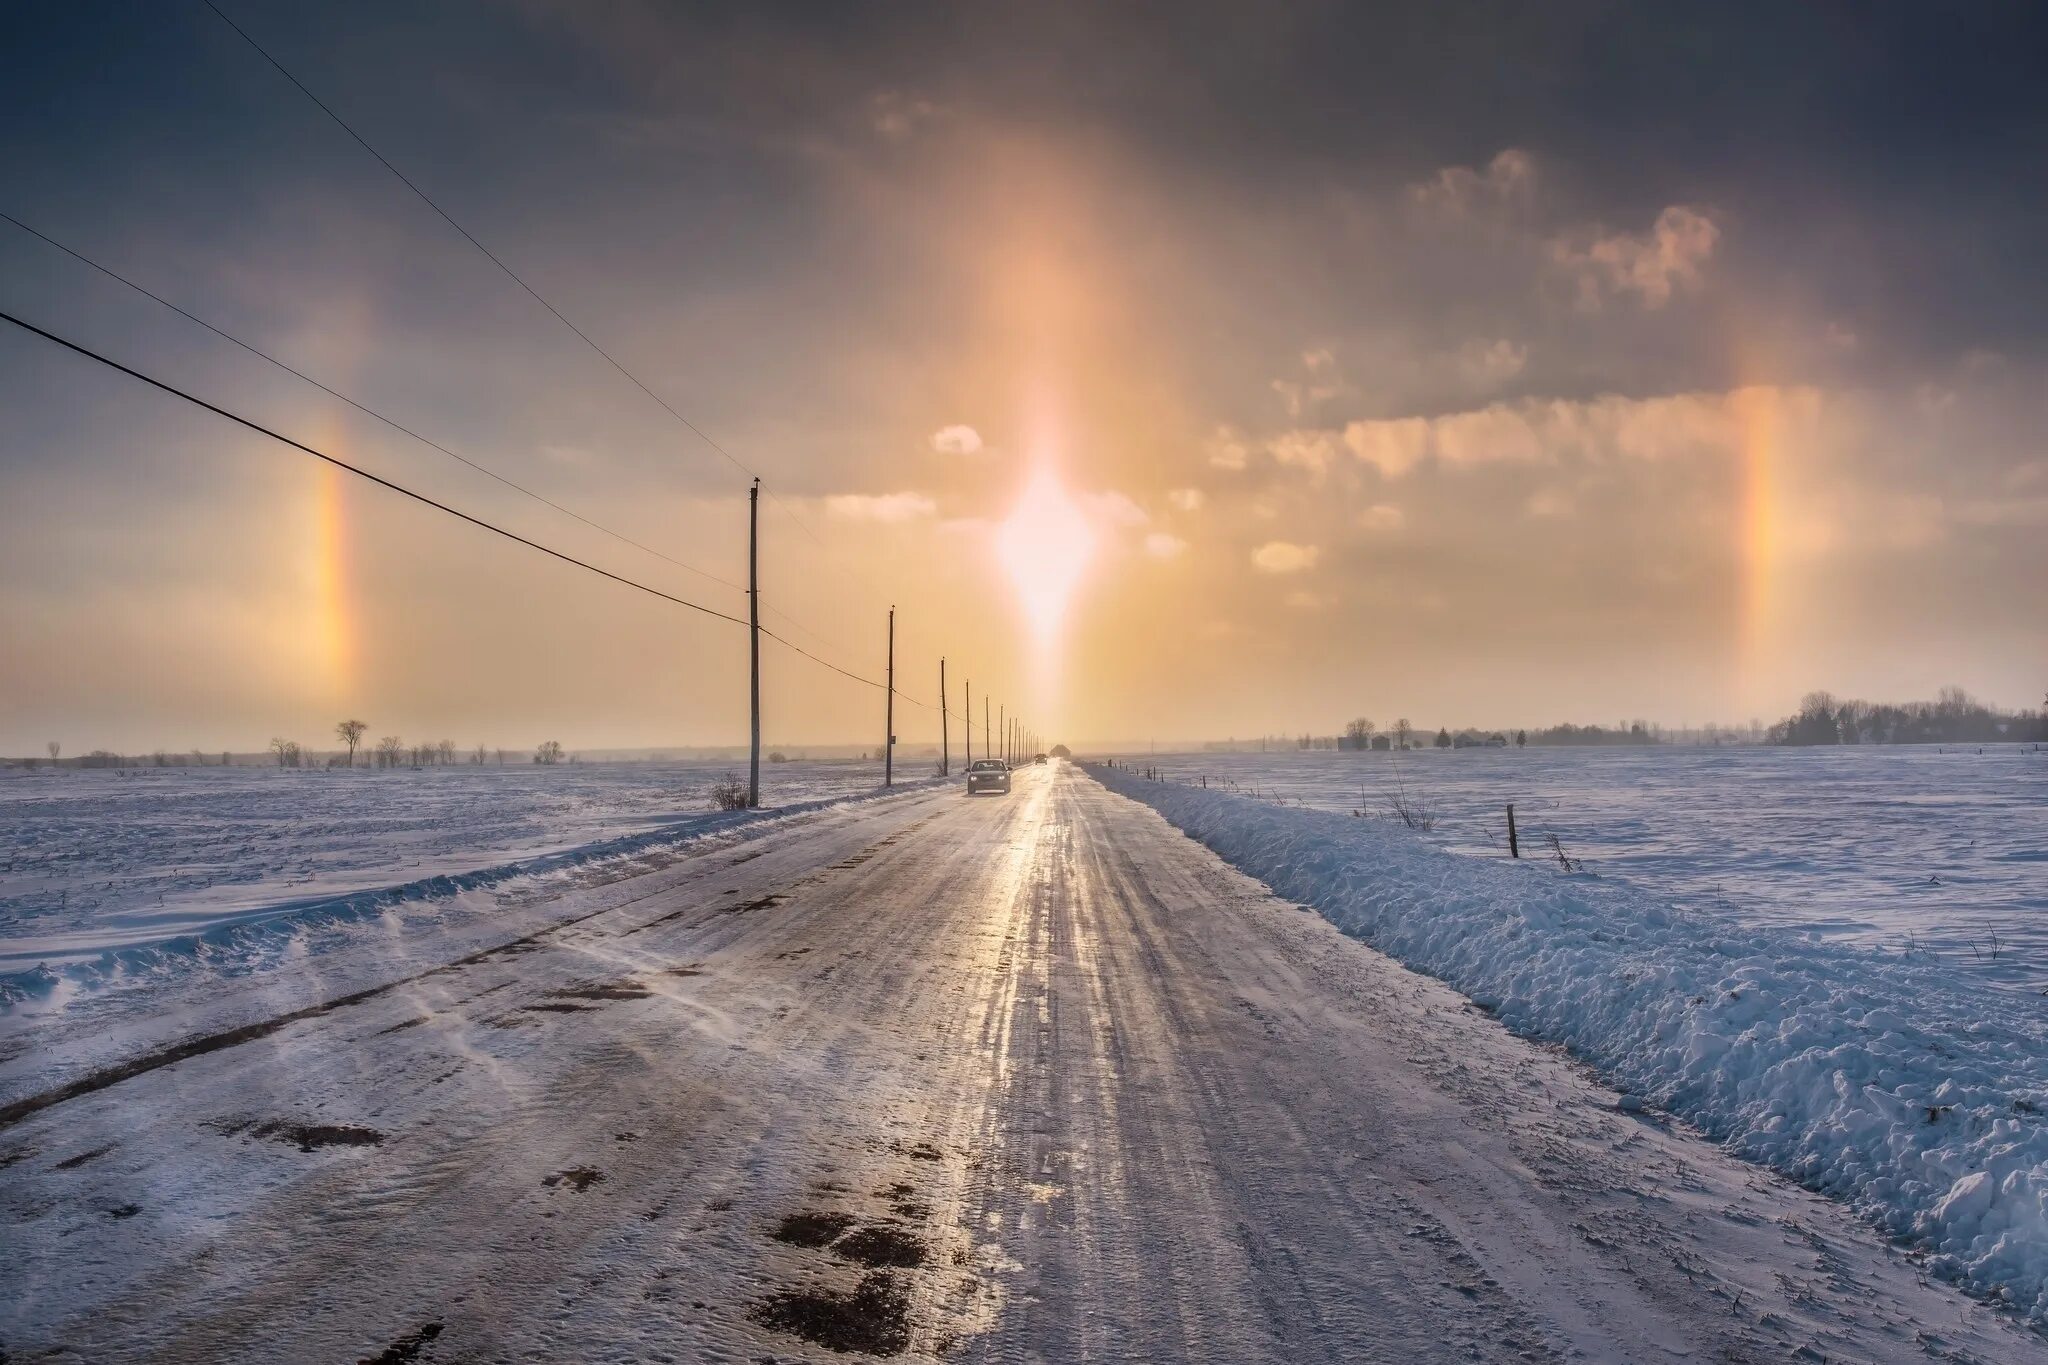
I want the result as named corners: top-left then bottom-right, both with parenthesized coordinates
top-left (437, 739), bottom-right (457, 766)
top-left (494, 748), bottom-right (506, 766)
top-left (472, 743), bottom-right (488, 765)
top-left (1392, 718), bottom-right (1413, 750)
top-left (375, 735), bottom-right (405, 769)
top-left (535, 740), bottom-right (565, 766)
top-left (1343, 717), bottom-right (1375, 750)
top-left (46, 741), bottom-right (60, 763)
top-left (335, 719), bottom-right (368, 768)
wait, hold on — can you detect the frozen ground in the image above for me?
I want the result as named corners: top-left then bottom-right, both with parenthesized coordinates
top-left (3, 765), bottom-right (2036, 1362)
top-left (1093, 761), bottom-right (2048, 1328)
top-left (0, 758), bottom-right (903, 990)
top-left (0, 761), bottom-right (935, 1105)
top-left (1103, 745), bottom-right (2048, 990)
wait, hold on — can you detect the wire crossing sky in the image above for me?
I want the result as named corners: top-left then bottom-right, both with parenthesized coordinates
top-left (1, 1), bottom-right (2043, 752)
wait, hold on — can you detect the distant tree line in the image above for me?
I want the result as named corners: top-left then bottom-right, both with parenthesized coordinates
top-left (11, 719), bottom-right (571, 770)
top-left (1321, 716), bottom-right (1656, 750)
top-left (1768, 687), bottom-right (2045, 746)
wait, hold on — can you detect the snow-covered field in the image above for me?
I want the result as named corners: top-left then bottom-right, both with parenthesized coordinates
top-left (1091, 759), bottom-right (2048, 1326)
top-left (0, 761), bottom-right (888, 979)
top-left (0, 761), bottom-right (926, 1065)
top-left (1104, 745), bottom-right (2048, 989)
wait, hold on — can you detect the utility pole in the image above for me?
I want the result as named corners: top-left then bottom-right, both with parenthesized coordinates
top-left (939, 657), bottom-right (949, 777)
top-left (985, 696), bottom-right (991, 766)
top-left (965, 679), bottom-right (972, 764)
top-left (747, 478), bottom-right (761, 809)
top-left (884, 606), bottom-right (895, 787)
top-left (999, 704), bottom-right (1005, 765)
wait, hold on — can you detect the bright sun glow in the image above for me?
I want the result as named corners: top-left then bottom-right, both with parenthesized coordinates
top-left (995, 467), bottom-right (1097, 645)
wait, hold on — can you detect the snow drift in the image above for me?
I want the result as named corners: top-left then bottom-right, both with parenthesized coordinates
top-left (2, 776), bottom-right (938, 1009)
top-left (1090, 763), bottom-right (2048, 1323)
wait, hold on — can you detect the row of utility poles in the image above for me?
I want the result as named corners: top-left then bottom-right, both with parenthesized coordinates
top-left (746, 480), bottom-right (1041, 807)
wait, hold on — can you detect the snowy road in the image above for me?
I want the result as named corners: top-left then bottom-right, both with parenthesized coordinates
top-left (3, 765), bottom-right (2035, 1362)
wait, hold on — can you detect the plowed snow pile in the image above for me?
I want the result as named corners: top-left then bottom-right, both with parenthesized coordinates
top-left (1091, 763), bottom-right (2048, 1323)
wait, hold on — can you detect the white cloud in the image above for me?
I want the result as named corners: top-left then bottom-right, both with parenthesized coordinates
top-left (1333, 387), bottom-right (1804, 479)
top-left (1207, 426), bottom-right (1251, 470)
top-left (1342, 416), bottom-right (1431, 477)
top-left (1271, 346), bottom-right (1349, 417)
top-left (823, 491), bottom-right (937, 522)
top-left (1265, 429), bottom-right (1342, 477)
top-left (1251, 541), bottom-right (1320, 574)
top-left (930, 424), bottom-right (983, 455)
top-left (1408, 149), bottom-right (1536, 221)
top-left (1166, 488), bottom-right (1204, 512)
top-left (1431, 405), bottom-right (1547, 466)
top-left (1144, 531), bottom-right (1188, 558)
top-left (1456, 338), bottom-right (1528, 388)
top-left (1358, 503), bottom-right (1405, 531)
top-left (1551, 206), bottom-right (1720, 309)
top-left (1082, 489), bottom-right (1149, 527)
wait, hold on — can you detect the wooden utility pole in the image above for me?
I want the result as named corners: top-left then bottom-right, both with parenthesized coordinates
top-left (965, 679), bottom-right (972, 764)
top-left (999, 704), bottom-right (1006, 764)
top-left (939, 658), bottom-right (949, 776)
top-left (985, 696), bottom-right (990, 765)
top-left (747, 478), bottom-right (761, 808)
top-left (884, 607), bottom-right (896, 787)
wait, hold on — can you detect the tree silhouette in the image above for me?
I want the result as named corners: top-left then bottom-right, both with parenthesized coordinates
top-left (335, 719), bottom-right (368, 768)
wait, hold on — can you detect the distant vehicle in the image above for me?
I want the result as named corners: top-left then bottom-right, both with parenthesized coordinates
top-left (1033, 753), bottom-right (1048, 764)
top-left (965, 758), bottom-right (1011, 795)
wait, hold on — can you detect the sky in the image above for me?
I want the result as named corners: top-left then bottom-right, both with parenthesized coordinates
top-left (2, 0), bottom-right (2045, 754)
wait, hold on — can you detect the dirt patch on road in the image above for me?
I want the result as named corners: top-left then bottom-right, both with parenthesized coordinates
top-left (245, 1120), bottom-right (386, 1152)
top-left (834, 1223), bottom-right (929, 1269)
top-left (751, 1270), bottom-right (911, 1356)
top-left (53, 1143), bottom-right (115, 1170)
top-left (772, 1210), bottom-right (857, 1248)
top-left (546, 980), bottom-right (653, 1002)
top-left (543, 1166), bottom-right (606, 1192)
top-left (358, 1320), bottom-right (443, 1364)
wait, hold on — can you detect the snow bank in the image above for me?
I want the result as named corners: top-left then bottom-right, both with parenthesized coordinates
top-left (1089, 763), bottom-right (2048, 1322)
top-left (1, 777), bottom-right (938, 1009)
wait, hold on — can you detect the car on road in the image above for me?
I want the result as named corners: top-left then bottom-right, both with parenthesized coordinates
top-left (965, 758), bottom-right (1011, 795)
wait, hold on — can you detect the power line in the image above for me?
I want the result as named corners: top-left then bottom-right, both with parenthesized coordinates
top-left (0, 209), bottom-right (860, 653)
top-left (4, 304), bottom-right (989, 708)
top-left (198, 0), bottom-right (858, 576)
top-left (1, 209), bottom-right (748, 597)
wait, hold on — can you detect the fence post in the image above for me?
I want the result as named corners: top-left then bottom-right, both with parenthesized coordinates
top-left (1506, 803), bottom-right (1520, 858)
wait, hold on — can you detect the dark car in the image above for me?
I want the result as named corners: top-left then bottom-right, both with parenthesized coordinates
top-left (965, 758), bottom-right (1011, 795)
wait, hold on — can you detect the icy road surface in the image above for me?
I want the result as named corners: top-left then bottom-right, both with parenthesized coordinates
top-left (2, 765), bottom-right (2035, 1362)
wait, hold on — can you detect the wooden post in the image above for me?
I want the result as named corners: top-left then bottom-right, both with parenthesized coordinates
top-left (1506, 803), bottom-right (1520, 858)
top-left (939, 658), bottom-right (949, 777)
top-left (965, 679), bottom-right (972, 765)
top-left (747, 478), bottom-right (761, 809)
top-left (884, 607), bottom-right (895, 787)
top-left (999, 704), bottom-right (1005, 765)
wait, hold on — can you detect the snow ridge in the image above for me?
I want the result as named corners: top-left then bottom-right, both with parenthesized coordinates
top-left (1, 778), bottom-right (940, 1008)
top-left (1090, 763), bottom-right (2048, 1323)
